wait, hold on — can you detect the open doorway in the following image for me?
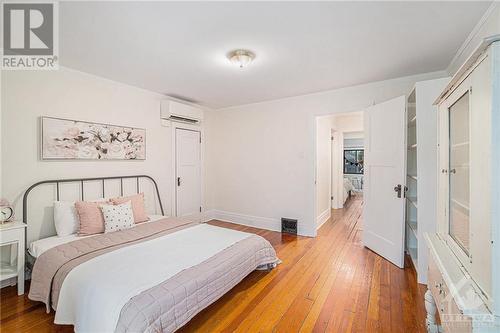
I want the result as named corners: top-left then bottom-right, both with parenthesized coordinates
top-left (330, 112), bottom-right (364, 210)
top-left (315, 96), bottom-right (409, 269)
top-left (342, 131), bottom-right (364, 199)
top-left (315, 112), bottom-right (364, 229)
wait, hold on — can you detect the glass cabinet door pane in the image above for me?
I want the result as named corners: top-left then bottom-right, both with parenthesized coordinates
top-left (449, 92), bottom-right (470, 254)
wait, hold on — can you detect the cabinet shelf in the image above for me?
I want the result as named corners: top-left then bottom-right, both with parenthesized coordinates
top-left (452, 163), bottom-right (470, 168)
top-left (408, 115), bottom-right (417, 128)
top-left (407, 196), bottom-right (418, 208)
top-left (407, 174), bottom-right (418, 181)
top-left (451, 141), bottom-right (469, 149)
top-left (407, 220), bottom-right (418, 238)
top-left (451, 198), bottom-right (470, 211)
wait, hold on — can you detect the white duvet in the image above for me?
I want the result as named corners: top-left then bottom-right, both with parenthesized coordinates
top-left (54, 224), bottom-right (251, 333)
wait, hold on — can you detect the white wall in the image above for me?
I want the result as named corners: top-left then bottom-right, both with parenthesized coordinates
top-left (332, 113), bottom-right (364, 133)
top-left (1, 67), bottom-right (207, 224)
top-left (331, 130), bottom-right (344, 210)
top-left (315, 116), bottom-right (334, 227)
top-left (344, 138), bottom-right (364, 148)
top-left (206, 71), bottom-right (446, 236)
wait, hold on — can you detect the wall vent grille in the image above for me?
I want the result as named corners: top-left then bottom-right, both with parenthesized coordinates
top-left (281, 218), bottom-right (298, 235)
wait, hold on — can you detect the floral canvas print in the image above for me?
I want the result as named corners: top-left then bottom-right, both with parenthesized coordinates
top-left (41, 117), bottom-right (146, 160)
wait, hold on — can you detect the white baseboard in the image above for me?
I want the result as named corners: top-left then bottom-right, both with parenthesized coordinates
top-left (202, 210), bottom-right (216, 223)
top-left (203, 209), bottom-right (281, 232)
top-left (332, 198), bottom-right (344, 209)
top-left (316, 208), bottom-right (331, 229)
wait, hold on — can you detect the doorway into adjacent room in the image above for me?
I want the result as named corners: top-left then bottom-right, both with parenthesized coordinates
top-left (315, 96), bottom-right (407, 269)
top-left (342, 132), bottom-right (364, 201)
top-left (315, 112), bottom-right (364, 230)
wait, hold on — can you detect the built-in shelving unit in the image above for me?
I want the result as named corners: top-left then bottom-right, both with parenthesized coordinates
top-left (405, 89), bottom-right (418, 270)
top-left (404, 78), bottom-right (449, 285)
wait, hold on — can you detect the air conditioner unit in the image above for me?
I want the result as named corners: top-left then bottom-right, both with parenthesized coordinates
top-left (160, 100), bottom-right (203, 124)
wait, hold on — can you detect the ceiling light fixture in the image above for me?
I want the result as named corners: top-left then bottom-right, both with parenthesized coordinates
top-left (227, 49), bottom-right (255, 68)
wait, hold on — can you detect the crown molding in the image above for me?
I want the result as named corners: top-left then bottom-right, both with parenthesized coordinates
top-left (447, 2), bottom-right (499, 75)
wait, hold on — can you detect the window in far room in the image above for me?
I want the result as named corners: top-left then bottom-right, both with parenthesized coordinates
top-left (344, 149), bottom-right (364, 174)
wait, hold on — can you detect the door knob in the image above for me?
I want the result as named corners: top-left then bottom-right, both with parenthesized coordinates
top-left (394, 184), bottom-right (402, 198)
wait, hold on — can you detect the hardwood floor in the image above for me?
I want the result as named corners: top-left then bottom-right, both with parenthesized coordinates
top-left (0, 196), bottom-right (427, 332)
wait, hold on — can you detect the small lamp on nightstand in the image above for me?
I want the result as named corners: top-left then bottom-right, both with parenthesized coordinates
top-left (0, 198), bottom-right (14, 224)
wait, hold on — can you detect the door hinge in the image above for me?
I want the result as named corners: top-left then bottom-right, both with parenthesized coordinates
top-left (331, 136), bottom-right (334, 141)
top-left (200, 137), bottom-right (202, 143)
top-left (331, 196), bottom-right (334, 200)
top-left (199, 206), bottom-right (202, 212)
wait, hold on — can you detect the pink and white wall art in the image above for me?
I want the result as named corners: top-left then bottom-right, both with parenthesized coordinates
top-left (41, 117), bottom-right (146, 160)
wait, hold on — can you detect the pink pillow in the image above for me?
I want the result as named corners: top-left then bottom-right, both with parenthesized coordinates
top-left (75, 201), bottom-right (107, 235)
top-left (110, 193), bottom-right (149, 224)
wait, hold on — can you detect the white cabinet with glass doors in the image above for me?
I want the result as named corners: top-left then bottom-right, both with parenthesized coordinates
top-left (425, 37), bottom-right (500, 333)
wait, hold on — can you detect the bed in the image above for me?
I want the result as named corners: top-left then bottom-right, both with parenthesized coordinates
top-left (24, 175), bottom-right (279, 333)
top-left (343, 177), bottom-right (355, 203)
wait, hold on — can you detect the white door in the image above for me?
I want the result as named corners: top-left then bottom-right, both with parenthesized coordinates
top-left (363, 96), bottom-right (406, 268)
top-left (175, 128), bottom-right (201, 219)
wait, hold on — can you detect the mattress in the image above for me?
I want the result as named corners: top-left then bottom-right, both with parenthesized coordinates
top-left (28, 215), bottom-right (166, 258)
top-left (28, 217), bottom-right (278, 332)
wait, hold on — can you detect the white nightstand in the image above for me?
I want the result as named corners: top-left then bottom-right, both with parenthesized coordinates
top-left (0, 221), bottom-right (27, 295)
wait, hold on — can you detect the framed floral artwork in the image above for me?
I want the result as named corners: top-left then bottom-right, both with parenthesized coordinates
top-left (41, 117), bottom-right (146, 160)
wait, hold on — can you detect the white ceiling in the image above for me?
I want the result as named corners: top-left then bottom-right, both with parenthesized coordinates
top-left (59, 1), bottom-right (491, 109)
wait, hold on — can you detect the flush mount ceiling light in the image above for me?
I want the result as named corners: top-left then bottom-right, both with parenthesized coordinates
top-left (227, 49), bottom-right (255, 68)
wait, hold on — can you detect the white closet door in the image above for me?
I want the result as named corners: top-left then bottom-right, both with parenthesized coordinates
top-left (175, 128), bottom-right (201, 219)
top-left (363, 96), bottom-right (406, 268)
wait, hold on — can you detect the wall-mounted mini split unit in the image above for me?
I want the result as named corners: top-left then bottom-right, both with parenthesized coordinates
top-left (160, 100), bottom-right (203, 125)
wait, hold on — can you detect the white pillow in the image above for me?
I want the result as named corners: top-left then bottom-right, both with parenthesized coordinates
top-left (54, 201), bottom-right (80, 237)
top-left (100, 201), bottom-right (134, 233)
